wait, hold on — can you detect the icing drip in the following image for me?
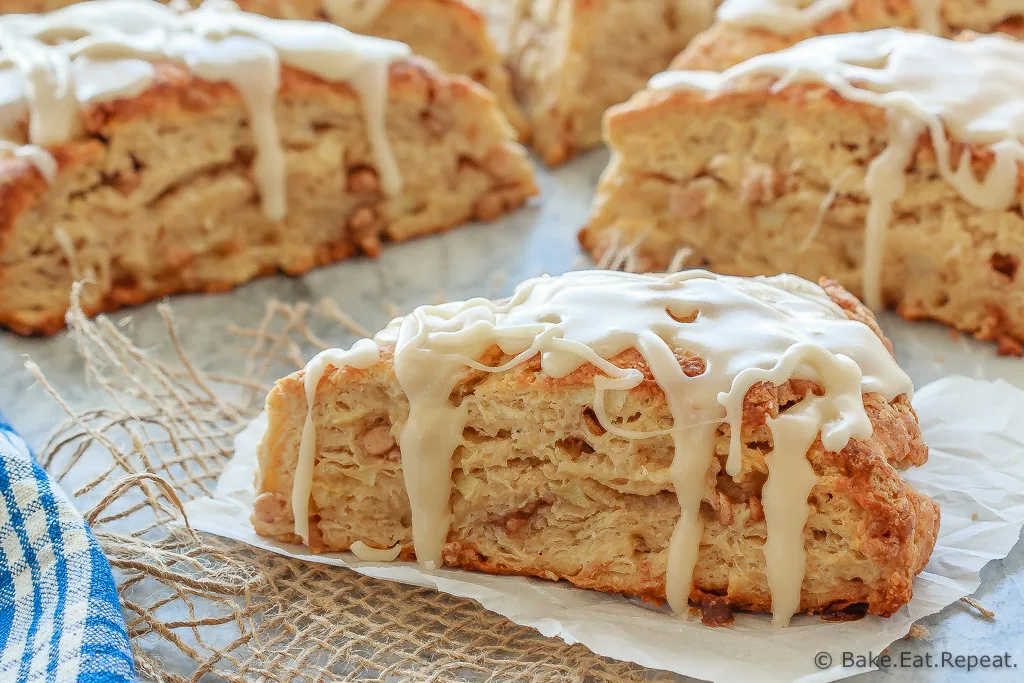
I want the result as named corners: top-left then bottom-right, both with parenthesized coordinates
top-left (295, 338), bottom-right (381, 543)
top-left (0, 140), bottom-right (56, 180)
top-left (322, 0), bottom-right (392, 30)
top-left (0, 0), bottom-right (410, 218)
top-left (650, 30), bottom-right (1024, 310)
top-left (292, 269), bottom-right (913, 625)
top-left (350, 540), bottom-right (402, 561)
top-left (761, 398), bottom-right (822, 626)
top-left (390, 316), bottom-right (476, 570)
top-left (665, 423), bottom-right (719, 614)
top-left (714, 0), bottom-right (949, 35)
top-left (863, 114), bottom-right (922, 310)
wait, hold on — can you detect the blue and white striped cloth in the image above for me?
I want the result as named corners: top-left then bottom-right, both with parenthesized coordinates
top-left (0, 414), bottom-right (135, 682)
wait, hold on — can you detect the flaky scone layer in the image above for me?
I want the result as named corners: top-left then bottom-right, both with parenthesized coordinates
top-left (0, 59), bottom-right (537, 335)
top-left (253, 280), bottom-right (939, 620)
top-left (580, 81), bottom-right (1024, 353)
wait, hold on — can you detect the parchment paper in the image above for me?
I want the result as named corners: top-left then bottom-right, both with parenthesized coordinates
top-left (184, 376), bottom-right (1024, 683)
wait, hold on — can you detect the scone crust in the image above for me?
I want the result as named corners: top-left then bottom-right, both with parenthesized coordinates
top-left (673, 0), bottom-right (1024, 71)
top-left (252, 280), bottom-right (939, 620)
top-left (0, 59), bottom-right (537, 334)
top-left (603, 82), bottom-right (1024, 190)
top-left (580, 77), bottom-right (1024, 350)
top-left (0, 0), bottom-right (529, 139)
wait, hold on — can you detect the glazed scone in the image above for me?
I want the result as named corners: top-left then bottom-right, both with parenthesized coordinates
top-left (463, 0), bottom-right (717, 165)
top-left (674, 0), bottom-right (1024, 71)
top-left (252, 269), bottom-right (939, 624)
top-left (581, 30), bottom-right (1024, 353)
top-left (0, 0), bottom-right (529, 140)
top-left (0, 1), bottom-right (537, 335)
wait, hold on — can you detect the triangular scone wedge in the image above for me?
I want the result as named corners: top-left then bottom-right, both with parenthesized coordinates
top-left (581, 30), bottom-right (1024, 353)
top-left (673, 0), bottom-right (1024, 71)
top-left (253, 271), bottom-right (938, 622)
top-left (304, 0), bottom-right (529, 140)
top-left (463, 0), bottom-right (716, 165)
top-left (0, 1), bottom-right (536, 335)
top-left (0, 0), bottom-right (529, 140)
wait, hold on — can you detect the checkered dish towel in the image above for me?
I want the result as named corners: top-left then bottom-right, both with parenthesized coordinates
top-left (0, 414), bottom-right (135, 682)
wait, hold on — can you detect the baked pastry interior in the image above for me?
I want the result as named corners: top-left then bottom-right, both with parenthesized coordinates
top-left (253, 269), bottom-right (939, 626)
top-left (582, 29), bottom-right (1024, 350)
top-left (0, 0), bottom-right (536, 334)
top-left (0, 0), bottom-right (529, 137)
top-left (652, 30), bottom-right (1024, 311)
top-left (464, 0), bottom-right (717, 165)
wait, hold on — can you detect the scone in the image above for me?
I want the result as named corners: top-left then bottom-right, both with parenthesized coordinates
top-left (675, 0), bottom-right (1024, 71)
top-left (581, 30), bottom-right (1024, 353)
top-left (0, 0), bottom-right (529, 140)
top-left (464, 0), bottom-right (717, 165)
top-left (0, 0), bottom-right (537, 335)
top-left (251, 269), bottom-right (939, 625)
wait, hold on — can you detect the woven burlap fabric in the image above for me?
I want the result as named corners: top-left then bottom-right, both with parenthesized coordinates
top-left (24, 285), bottom-right (658, 683)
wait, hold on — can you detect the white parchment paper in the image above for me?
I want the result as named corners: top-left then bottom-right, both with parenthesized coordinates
top-left (184, 376), bottom-right (1024, 683)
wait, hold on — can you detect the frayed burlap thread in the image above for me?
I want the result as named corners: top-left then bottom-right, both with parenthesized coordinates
top-left (26, 285), bottom-right (656, 682)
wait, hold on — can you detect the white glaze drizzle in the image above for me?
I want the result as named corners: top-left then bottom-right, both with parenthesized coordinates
top-left (714, 0), bottom-right (953, 36)
top-left (350, 540), bottom-right (402, 561)
top-left (0, 139), bottom-right (56, 180)
top-left (761, 398), bottom-right (822, 626)
top-left (0, 0), bottom-right (410, 218)
top-left (291, 269), bottom-right (912, 625)
top-left (650, 29), bottom-right (1024, 310)
top-left (717, 0), bottom-right (853, 36)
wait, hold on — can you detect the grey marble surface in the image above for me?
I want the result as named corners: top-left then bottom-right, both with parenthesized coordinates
top-left (1, 149), bottom-right (1022, 681)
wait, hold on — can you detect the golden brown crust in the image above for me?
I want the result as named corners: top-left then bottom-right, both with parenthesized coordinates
top-left (673, 1), bottom-right (910, 72)
top-left (820, 277), bottom-right (893, 353)
top-left (76, 59), bottom-right (488, 135)
top-left (605, 80), bottom-right (1024, 197)
top-left (0, 0), bottom-right (529, 139)
top-left (672, 0), bottom-right (1024, 72)
top-left (580, 68), bottom-right (1024, 352)
top-left (0, 238), bottom-right (359, 336)
top-left (0, 61), bottom-right (435, 226)
top-left (252, 280), bottom-right (939, 620)
top-left (0, 58), bottom-right (537, 334)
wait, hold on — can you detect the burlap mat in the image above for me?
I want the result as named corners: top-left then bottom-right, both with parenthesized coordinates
top-left (25, 285), bottom-right (658, 682)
